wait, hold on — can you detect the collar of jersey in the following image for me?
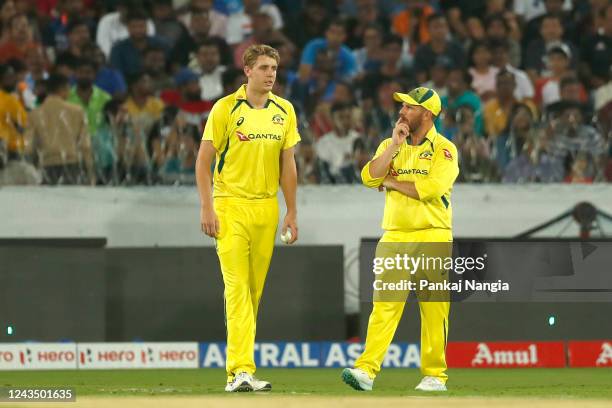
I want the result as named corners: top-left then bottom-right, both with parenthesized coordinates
top-left (234, 84), bottom-right (273, 104)
top-left (408, 125), bottom-right (437, 146)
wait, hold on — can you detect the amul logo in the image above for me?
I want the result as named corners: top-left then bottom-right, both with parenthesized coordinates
top-left (471, 343), bottom-right (538, 366)
top-left (596, 343), bottom-right (612, 366)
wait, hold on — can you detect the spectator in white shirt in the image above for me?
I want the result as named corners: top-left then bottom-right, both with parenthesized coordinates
top-left (490, 38), bottom-right (535, 101)
top-left (513, 0), bottom-right (573, 23)
top-left (468, 39), bottom-right (499, 101)
top-left (192, 38), bottom-right (225, 101)
top-left (96, 0), bottom-right (156, 57)
top-left (315, 102), bottom-right (362, 184)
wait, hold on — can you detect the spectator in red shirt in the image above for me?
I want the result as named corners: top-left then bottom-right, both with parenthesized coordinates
top-left (41, 0), bottom-right (95, 51)
top-left (160, 68), bottom-right (213, 132)
top-left (0, 13), bottom-right (38, 63)
top-left (534, 45), bottom-right (574, 108)
top-left (558, 75), bottom-right (588, 104)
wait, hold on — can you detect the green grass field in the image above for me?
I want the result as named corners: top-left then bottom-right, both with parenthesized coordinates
top-left (1, 368), bottom-right (611, 399)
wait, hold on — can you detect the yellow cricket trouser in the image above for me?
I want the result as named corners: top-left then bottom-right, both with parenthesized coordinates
top-left (355, 228), bottom-right (452, 383)
top-left (214, 196), bottom-right (279, 382)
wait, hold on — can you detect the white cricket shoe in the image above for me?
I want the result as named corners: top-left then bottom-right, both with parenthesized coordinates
top-left (252, 377), bottom-right (272, 392)
top-left (224, 372), bottom-right (254, 392)
top-left (341, 368), bottom-right (373, 391)
top-left (415, 376), bottom-right (447, 391)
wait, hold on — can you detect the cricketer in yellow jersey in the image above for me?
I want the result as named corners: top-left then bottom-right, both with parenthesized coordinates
top-left (195, 44), bottom-right (300, 393)
top-left (342, 87), bottom-right (459, 392)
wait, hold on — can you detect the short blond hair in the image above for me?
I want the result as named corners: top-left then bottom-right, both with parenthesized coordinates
top-left (242, 44), bottom-right (280, 68)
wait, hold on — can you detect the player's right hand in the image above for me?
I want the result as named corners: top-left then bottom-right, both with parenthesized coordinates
top-left (200, 206), bottom-right (220, 238)
top-left (392, 118), bottom-right (410, 146)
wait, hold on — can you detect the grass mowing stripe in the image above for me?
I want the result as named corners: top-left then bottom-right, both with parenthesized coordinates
top-left (0, 368), bottom-right (610, 398)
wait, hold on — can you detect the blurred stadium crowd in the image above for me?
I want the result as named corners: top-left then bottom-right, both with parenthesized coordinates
top-left (0, 0), bottom-right (611, 186)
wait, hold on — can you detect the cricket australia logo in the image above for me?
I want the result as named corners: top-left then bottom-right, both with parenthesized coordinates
top-left (419, 151), bottom-right (433, 160)
top-left (272, 114), bottom-right (285, 125)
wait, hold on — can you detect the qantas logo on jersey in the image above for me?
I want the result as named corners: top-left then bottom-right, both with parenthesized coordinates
top-left (443, 148), bottom-right (453, 160)
top-left (236, 131), bottom-right (282, 142)
top-left (390, 168), bottom-right (429, 176)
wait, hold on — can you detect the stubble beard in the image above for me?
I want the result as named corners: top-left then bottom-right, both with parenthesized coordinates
top-left (409, 115), bottom-right (422, 133)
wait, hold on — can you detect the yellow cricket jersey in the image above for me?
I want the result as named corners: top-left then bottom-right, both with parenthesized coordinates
top-left (0, 90), bottom-right (27, 153)
top-left (361, 125), bottom-right (459, 233)
top-left (203, 85), bottom-right (301, 199)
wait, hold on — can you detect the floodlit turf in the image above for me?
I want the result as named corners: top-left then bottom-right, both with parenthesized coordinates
top-left (1, 368), bottom-right (611, 399)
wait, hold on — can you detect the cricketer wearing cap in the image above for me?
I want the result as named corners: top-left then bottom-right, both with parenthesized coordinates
top-left (195, 44), bottom-right (300, 392)
top-left (342, 87), bottom-right (459, 392)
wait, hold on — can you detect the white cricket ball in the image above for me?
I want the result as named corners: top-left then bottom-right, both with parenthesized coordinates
top-left (280, 230), bottom-right (292, 244)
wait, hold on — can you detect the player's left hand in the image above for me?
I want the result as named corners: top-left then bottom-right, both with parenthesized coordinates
top-left (282, 213), bottom-right (298, 244)
top-left (382, 176), bottom-right (397, 191)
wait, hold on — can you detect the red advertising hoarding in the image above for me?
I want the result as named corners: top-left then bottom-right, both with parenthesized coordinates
top-left (447, 341), bottom-right (566, 368)
top-left (568, 341), bottom-right (612, 367)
